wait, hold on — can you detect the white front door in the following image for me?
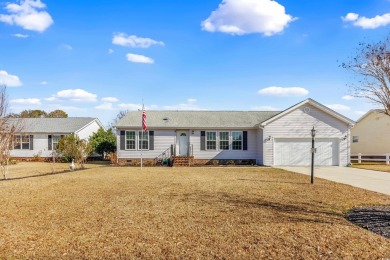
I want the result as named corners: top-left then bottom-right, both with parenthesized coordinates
top-left (177, 131), bottom-right (189, 156)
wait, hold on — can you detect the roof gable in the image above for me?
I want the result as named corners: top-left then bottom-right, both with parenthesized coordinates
top-left (260, 98), bottom-right (355, 126)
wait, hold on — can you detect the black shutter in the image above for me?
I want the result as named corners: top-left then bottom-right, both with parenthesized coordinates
top-left (243, 131), bottom-right (248, 150)
top-left (149, 131), bottom-right (154, 150)
top-left (30, 135), bottom-right (34, 150)
top-left (48, 135), bottom-right (52, 150)
top-left (120, 131), bottom-right (125, 150)
top-left (200, 131), bottom-right (206, 151)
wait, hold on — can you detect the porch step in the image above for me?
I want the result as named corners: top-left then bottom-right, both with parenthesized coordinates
top-left (172, 156), bottom-right (194, 167)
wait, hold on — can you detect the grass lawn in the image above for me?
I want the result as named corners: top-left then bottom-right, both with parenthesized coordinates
top-left (352, 162), bottom-right (390, 173)
top-left (0, 163), bottom-right (389, 259)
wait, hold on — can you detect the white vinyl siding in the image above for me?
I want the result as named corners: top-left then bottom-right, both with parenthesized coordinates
top-left (117, 130), bottom-right (175, 159)
top-left (192, 129), bottom-right (258, 160)
top-left (263, 104), bottom-right (350, 166)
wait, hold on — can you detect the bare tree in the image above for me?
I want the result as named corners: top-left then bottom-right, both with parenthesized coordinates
top-left (0, 86), bottom-right (22, 179)
top-left (109, 109), bottom-right (129, 128)
top-left (342, 35), bottom-right (390, 115)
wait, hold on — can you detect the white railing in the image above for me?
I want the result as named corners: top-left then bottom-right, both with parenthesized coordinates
top-left (351, 153), bottom-right (390, 164)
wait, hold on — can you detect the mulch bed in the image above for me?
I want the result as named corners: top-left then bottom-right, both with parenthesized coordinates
top-left (346, 206), bottom-right (390, 239)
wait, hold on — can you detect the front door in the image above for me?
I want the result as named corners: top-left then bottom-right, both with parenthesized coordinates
top-left (178, 131), bottom-right (189, 156)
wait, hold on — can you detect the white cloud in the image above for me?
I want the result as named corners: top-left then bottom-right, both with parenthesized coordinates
top-left (0, 70), bottom-right (22, 87)
top-left (201, 0), bottom-right (296, 36)
top-left (50, 89), bottom-right (97, 102)
top-left (251, 105), bottom-right (279, 111)
top-left (59, 44), bottom-right (73, 50)
top-left (342, 95), bottom-right (354, 100)
top-left (258, 86), bottom-right (309, 97)
top-left (342, 12), bottom-right (390, 29)
top-left (354, 111), bottom-right (366, 116)
top-left (112, 33), bottom-right (164, 48)
top-left (101, 97), bottom-right (119, 102)
top-left (95, 103), bottom-right (114, 110)
top-left (13, 33), bottom-right (28, 38)
top-left (326, 104), bottom-right (351, 111)
top-left (0, 0), bottom-right (53, 32)
top-left (10, 98), bottom-right (41, 105)
top-left (108, 48), bottom-right (114, 54)
top-left (126, 53), bottom-right (154, 64)
top-left (40, 81), bottom-right (47, 85)
top-left (118, 103), bottom-right (143, 110)
top-left (162, 99), bottom-right (205, 110)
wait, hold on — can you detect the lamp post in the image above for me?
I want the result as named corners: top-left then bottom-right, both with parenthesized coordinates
top-left (310, 126), bottom-right (316, 184)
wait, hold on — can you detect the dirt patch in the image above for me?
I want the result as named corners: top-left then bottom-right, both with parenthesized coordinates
top-left (346, 206), bottom-right (390, 239)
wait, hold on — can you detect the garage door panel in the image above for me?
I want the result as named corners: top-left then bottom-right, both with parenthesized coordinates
top-left (274, 138), bottom-right (338, 166)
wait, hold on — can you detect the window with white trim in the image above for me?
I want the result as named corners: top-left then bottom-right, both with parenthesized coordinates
top-left (232, 131), bottom-right (243, 150)
top-left (125, 131), bottom-right (136, 150)
top-left (219, 132), bottom-right (229, 150)
top-left (206, 131), bottom-right (217, 150)
top-left (52, 135), bottom-right (61, 150)
top-left (14, 135), bottom-right (30, 150)
top-left (138, 131), bottom-right (149, 150)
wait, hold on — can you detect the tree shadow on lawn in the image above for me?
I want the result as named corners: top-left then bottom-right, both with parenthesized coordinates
top-left (0, 168), bottom-right (88, 181)
top-left (170, 191), bottom-right (343, 225)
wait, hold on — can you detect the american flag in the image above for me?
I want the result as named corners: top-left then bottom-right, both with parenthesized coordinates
top-left (142, 105), bottom-right (147, 132)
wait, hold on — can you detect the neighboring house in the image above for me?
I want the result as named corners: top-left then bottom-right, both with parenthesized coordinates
top-left (10, 117), bottom-right (103, 159)
top-left (115, 99), bottom-right (355, 166)
top-left (351, 109), bottom-right (390, 155)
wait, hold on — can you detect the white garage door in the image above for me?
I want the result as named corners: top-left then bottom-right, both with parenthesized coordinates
top-left (274, 138), bottom-right (339, 166)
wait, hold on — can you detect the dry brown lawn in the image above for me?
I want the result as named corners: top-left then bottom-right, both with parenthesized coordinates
top-left (352, 162), bottom-right (390, 173)
top-left (0, 163), bottom-right (389, 259)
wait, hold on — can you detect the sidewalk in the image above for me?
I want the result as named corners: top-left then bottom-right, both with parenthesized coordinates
top-left (278, 166), bottom-right (390, 196)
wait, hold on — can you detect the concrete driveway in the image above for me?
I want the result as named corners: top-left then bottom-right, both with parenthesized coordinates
top-left (278, 166), bottom-right (390, 196)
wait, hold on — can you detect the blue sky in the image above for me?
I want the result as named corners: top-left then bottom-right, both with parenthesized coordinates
top-left (0, 0), bottom-right (389, 126)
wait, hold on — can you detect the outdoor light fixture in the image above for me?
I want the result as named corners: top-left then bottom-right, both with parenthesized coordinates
top-left (310, 126), bottom-right (316, 184)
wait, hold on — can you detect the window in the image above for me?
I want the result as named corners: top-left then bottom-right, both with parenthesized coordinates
top-left (352, 136), bottom-right (359, 143)
top-left (139, 131), bottom-right (149, 150)
top-left (14, 135), bottom-right (30, 150)
top-left (219, 132), bottom-right (229, 150)
top-left (126, 131), bottom-right (136, 150)
top-left (206, 132), bottom-right (217, 150)
top-left (52, 135), bottom-right (61, 150)
top-left (232, 131), bottom-right (242, 150)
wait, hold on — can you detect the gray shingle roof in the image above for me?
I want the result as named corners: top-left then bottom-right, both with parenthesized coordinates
top-left (6, 117), bottom-right (99, 133)
top-left (115, 111), bottom-right (281, 129)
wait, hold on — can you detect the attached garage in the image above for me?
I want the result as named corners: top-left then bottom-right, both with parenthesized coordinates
top-left (260, 99), bottom-right (355, 167)
top-left (274, 138), bottom-right (339, 166)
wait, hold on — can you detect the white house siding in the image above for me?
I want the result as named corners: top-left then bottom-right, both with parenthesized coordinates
top-left (11, 134), bottom-right (55, 158)
top-left (117, 130), bottom-right (175, 159)
top-left (263, 104), bottom-right (350, 166)
top-left (256, 128), bottom-right (264, 165)
top-left (191, 129), bottom-right (259, 160)
top-left (76, 120), bottom-right (101, 140)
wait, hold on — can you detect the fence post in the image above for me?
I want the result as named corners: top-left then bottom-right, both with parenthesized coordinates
top-left (358, 153), bottom-right (362, 164)
top-left (386, 153), bottom-right (390, 165)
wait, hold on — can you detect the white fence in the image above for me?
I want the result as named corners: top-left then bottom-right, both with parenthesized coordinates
top-left (351, 153), bottom-right (390, 164)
